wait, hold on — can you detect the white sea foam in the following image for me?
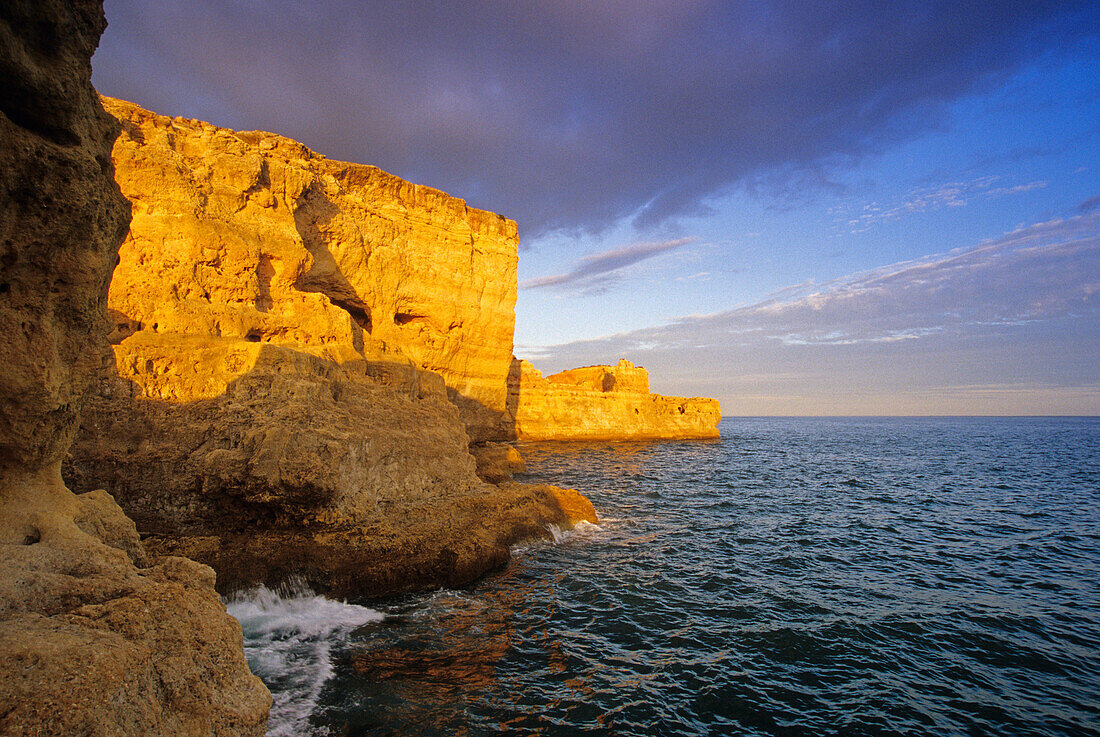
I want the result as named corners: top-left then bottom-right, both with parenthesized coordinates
top-left (512, 520), bottom-right (602, 555)
top-left (225, 584), bottom-right (384, 737)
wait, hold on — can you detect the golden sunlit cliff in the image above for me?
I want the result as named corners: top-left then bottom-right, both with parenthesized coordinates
top-left (101, 96), bottom-right (519, 441)
top-left (64, 98), bottom-right (597, 598)
top-left (510, 359), bottom-right (722, 440)
top-left (64, 97), bottom-right (715, 596)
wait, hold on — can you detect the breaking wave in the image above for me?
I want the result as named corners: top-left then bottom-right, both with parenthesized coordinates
top-left (511, 519), bottom-right (603, 555)
top-left (226, 584), bottom-right (384, 737)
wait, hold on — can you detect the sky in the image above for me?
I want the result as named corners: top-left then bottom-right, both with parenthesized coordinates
top-left (91, 0), bottom-right (1100, 414)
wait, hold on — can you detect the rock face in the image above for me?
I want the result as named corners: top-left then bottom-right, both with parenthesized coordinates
top-left (0, 2), bottom-right (270, 735)
top-left (68, 344), bottom-right (596, 598)
top-left (470, 441), bottom-right (528, 484)
top-left (64, 99), bottom-right (596, 598)
top-left (509, 359), bottom-right (722, 440)
top-left (102, 97), bottom-right (518, 441)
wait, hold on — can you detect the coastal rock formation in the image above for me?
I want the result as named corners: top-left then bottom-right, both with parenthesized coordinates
top-left (510, 359), bottom-right (721, 440)
top-left (62, 97), bottom-right (597, 598)
top-left (470, 441), bottom-right (528, 483)
top-left (68, 344), bottom-right (596, 598)
top-left (101, 97), bottom-right (518, 440)
top-left (0, 2), bottom-right (270, 735)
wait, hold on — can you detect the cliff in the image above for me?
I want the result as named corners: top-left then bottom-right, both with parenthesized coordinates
top-left (101, 96), bottom-right (518, 441)
top-left (0, 2), bottom-right (270, 734)
top-left (90, 97), bottom-right (720, 447)
top-left (510, 359), bottom-right (722, 440)
top-left (64, 99), bottom-right (596, 598)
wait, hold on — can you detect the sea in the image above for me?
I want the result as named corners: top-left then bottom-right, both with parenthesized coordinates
top-left (227, 417), bottom-right (1100, 736)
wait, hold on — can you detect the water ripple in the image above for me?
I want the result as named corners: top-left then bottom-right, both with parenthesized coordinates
top-left (247, 417), bottom-right (1100, 736)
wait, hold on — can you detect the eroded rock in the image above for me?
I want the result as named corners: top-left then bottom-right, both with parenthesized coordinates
top-left (0, 2), bottom-right (270, 733)
top-left (67, 331), bottom-right (596, 599)
top-left (64, 97), bottom-right (597, 600)
top-left (470, 442), bottom-right (528, 483)
top-left (102, 96), bottom-right (519, 441)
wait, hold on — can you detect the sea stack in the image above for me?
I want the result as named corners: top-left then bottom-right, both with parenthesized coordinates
top-left (0, 1), bottom-right (270, 734)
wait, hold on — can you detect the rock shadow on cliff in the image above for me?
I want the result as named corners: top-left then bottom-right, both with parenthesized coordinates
top-left (292, 184), bottom-right (374, 349)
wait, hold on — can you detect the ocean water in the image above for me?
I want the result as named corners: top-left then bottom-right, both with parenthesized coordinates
top-left (231, 417), bottom-right (1100, 736)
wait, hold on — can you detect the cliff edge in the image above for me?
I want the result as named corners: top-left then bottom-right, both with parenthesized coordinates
top-left (0, 2), bottom-right (270, 734)
top-left (101, 96), bottom-right (518, 441)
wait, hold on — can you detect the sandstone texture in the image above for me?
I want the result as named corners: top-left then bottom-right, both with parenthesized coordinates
top-left (0, 2), bottom-right (270, 735)
top-left (510, 359), bottom-right (722, 441)
top-left (470, 441), bottom-right (528, 484)
top-left (101, 96), bottom-right (519, 441)
top-left (0, 487), bottom-right (271, 737)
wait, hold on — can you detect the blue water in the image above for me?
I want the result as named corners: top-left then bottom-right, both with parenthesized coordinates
top-left (235, 417), bottom-right (1100, 736)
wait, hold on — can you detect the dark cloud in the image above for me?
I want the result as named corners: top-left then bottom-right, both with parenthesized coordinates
top-left (521, 237), bottom-right (694, 291)
top-left (1079, 195), bottom-right (1100, 214)
top-left (93, 0), bottom-right (1100, 236)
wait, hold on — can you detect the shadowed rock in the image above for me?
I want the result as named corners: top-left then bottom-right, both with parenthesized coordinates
top-left (0, 2), bottom-right (270, 734)
top-left (66, 342), bottom-right (596, 599)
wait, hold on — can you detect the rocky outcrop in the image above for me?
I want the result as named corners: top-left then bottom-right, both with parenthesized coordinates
top-left (0, 491), bottom-right (271, 736)
top-left (59, 97), bottom-right (598, 599)
top-left (509, 359), bottom-right (722, 440)
top-left (470, 441), bottom-right (528, 483)
top-left (0, 2), bottom-right (270, 735)
top-left (101, 97), bottom-right (518, 441)
top-left (68, 343), bottom-right (596, 598)
top-left (92, 97), bottom-right (720, 448)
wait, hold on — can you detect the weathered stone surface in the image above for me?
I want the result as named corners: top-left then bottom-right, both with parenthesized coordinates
top-left (547, 359), bottom-right (651, 394)
top-left (151, 481), bottom-right (597, 599)
top-left (470, 441), bottom-right (528, 483)
top-left (66, 342), bottom-right (597, 599)
top-left (510, 359), bottom-right (722, 440)
top-left (0, 490), bottom-right (271, 737)
top-left (62, 95), bottom-right (601, 600)
top-left (0, 2), bottom-right (130, 472)
top-left (102, 97), bottom-right (519, 440)
top-left (0, 3), bottom-right (270, 734)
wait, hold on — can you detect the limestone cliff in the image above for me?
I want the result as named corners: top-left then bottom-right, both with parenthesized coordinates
top-left (64, 100), bottom-right (595, 598)
top-left (510, 359), bottom-right (722, 440)
top-left (101, 97), bottom-right (518, 440)
top-left (0, 2), bottom-right (270, 734)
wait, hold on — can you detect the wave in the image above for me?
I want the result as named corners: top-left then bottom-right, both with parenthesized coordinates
top-left (511, 520), bottom-right (602, 555)
top-left (225, 584), bottom-right (384, 737)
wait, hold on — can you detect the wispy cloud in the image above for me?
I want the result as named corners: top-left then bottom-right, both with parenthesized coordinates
top-left (837, 176), bottom-right (1048, 232)
top-left (521, 237), bottom-right (695, 293)
top-left (1078, 194), bottom-right (1100, 214)
top-left (528, 212), bottom-right (1100, 414)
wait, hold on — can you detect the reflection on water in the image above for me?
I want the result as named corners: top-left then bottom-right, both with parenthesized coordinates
top-left (239, 417), bottom-right (1100, 737)
top-left (352, 591), bottom-right (513, 697)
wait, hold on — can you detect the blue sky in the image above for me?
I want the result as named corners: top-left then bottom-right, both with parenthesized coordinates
top-left (92, 1), bottom-right (1100, 413)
